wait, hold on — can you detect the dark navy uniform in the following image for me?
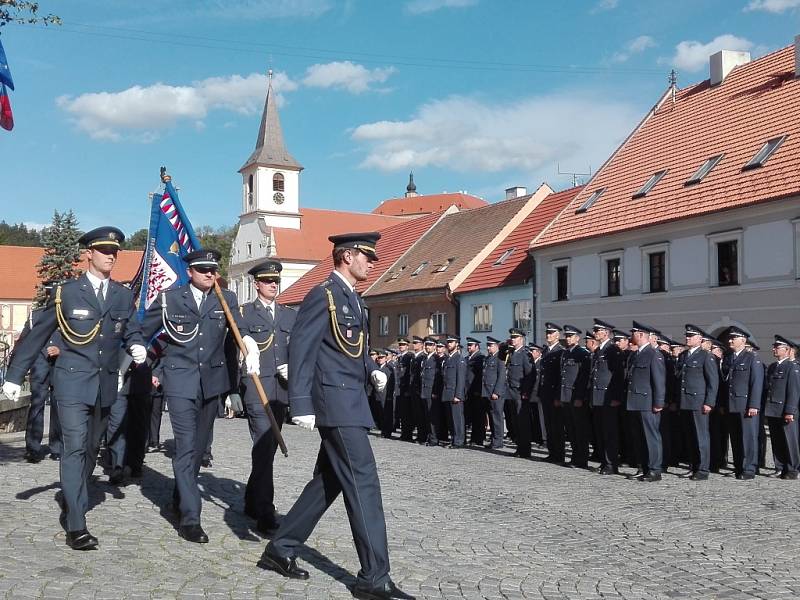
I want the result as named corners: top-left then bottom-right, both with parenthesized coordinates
top-left (237, 260), bottom-right (296, 527)
top-left (481, 339), bottom-right (507, 449)
top-left (676, 337), bottom-right (719, 477)
top-left (126, 265), bottom-right (238, 530)
top-left (559, 340), bottom-right (591, 467)
top-left (419, 342), bottom-right (439, 445)
top-left (464, 341), bottom-right (485, 445)
top-left (264, 232), bottom-right (404, 595)
top-left (722, 342), bottom-right (764, 478)
top-left (506, 334), bottom-right (535, 458)
top-left (764, 338), bottom-right (800, 478)
top-left (540, 340), bottom-right (565, 462)
top-left (590, 337), bottom-right (625, 472)
top-left (410, 341), bottom-right (428, 442)
top-left (626, 341), bottom-right (666, 476)
top-left (442, 339), bottom-right (467, 448)
top-left (397, 344), bottom-right (415, 441)
top-left (5, 227), bottom-right (133, 544)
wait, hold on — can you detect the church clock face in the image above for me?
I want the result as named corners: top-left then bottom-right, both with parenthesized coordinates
top-left (273, 192), bottom-right (285, 205)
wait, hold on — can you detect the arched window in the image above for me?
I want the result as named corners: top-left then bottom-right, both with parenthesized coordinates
top-left (273, 172), bottom-right (284, 192)
top-left (248, 174), bottom-right (254, 208)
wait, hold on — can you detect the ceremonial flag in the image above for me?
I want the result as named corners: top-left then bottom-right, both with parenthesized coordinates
top-left (0, 37), bottom-right (14, 90)
top-left (132, 176), bottom-right (202, 321)
top-left (0, 83), bottom-right (12, 131)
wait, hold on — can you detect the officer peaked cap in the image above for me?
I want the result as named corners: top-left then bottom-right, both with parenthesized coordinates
top-left (631, 321), bottom-right (658, 335)
top-left (508, 328), bottom-right (526, 338)
top-left (727, 326), bottom-right (749, 339)
top-left (466, 337), bottom-right (480, 345)
top-left (684, 324), bottom-right (704, 337)
top-left (79, 226), bottom-right (125, 249)
top-left (486, 336), bottom-right (501, 344)
top-left (183, 249), bottom-right (221, 268)
top-left (527, 342), bottom-right (544, 351)
top-left (562, 324), bottom-right (581, 336)
top-left (774, 335), bottom-right (794, 348)
top-left (249, 259), bottom-right (283, 280)
top-left (445, 334), bottom-right (459, 343)
top-left (329, 231), bottom-right (381, 261)
top-left (412, 335), bottom-right (425, 343)
top-left (584, 330), bottom-right (596, 340)
top-left (592, 318), bottom-right (615, 331)
top-left (612, 329), bottom-right (628, 340)
top-left (423, 336), bottom-right (436, 345)
top-left (544, 322), bottom-right (562, 333)
top-left (434, 338), bottom-right (446, 347)
top-left (745, 339), bottom-right (760, 351)
top-left (397, 337), bottom-right (410, 345)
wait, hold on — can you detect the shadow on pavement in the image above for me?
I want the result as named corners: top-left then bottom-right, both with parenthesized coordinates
top-left (198, 471), bottom-right (261, 542)
top-left (296, 545), bottom-right (357, 589)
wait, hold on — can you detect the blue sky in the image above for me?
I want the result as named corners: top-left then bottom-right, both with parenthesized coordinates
top-left (1, 0), bottom-right (799, 235)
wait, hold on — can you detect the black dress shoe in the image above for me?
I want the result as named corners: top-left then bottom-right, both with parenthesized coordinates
top-left (24, 450), bottom-right (43, 463)
top-left (108, 466), bottom-right (125, 485)
top-left (689, 472), bottom-right (709, 481)
top-left (257, 547), bottom-right (309, 580)
top-left (352, 579), bottom-right (416, 600)
top-left (599, 466), bottom-right (618, 475)
top-left (66, 529), bottom-right (98, 550)
top-left (49, 453), bottom-right (61, 461)
top-left (129, 466), bottom-right (143, 478)
top-left (256, 514), bottom-right (280, 535)
top-left (200, 457), bottom-right (212, 468)
top-left (640, 472), bottom-right (662, 482)
top-left (781, 471), bottom-right (798, 480)
top-left (178, 524), bottom-right (209, 543)
top-left (740, 473), bottom-right (755, 480)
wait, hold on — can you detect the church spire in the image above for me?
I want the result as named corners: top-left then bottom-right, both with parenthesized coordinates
top-left (404, 171), bottom-right (418, 197)
top-left (239, 69), bottom-right (303, 173)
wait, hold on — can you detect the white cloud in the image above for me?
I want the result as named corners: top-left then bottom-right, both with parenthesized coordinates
top-left (591, 0), bottom-right (619, 12)
top-left (56, 71), bottom-right (298, 141)
top-left (669, 34), bottom-right (754, 72)
top-left (203, 0), bottom-right (333, 19)
top-left (611, 35), bottom-right (656, 63)
top-left (302, 61), bottom-right (396, 94)
top-left (23, 222), bottom-right (50, 231)
top-left (351, 93), bottom-right (639, 175)
top-left (405, 0), bottom-right (478, 14)
top-left (744, 0), bottom-right (800, 12)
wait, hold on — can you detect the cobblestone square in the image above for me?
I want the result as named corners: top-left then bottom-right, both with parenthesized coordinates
top-left (1, 413), bottom-right (799, 599)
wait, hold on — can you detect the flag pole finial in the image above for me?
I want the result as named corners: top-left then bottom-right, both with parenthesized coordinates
top-left (160, 166), bottom-right (171, 183)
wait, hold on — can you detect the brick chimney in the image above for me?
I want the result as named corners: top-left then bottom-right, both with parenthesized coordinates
top-left (505, 186), bottom-right (527, 200)
top-left (709, 50), bottom-right (751, 86)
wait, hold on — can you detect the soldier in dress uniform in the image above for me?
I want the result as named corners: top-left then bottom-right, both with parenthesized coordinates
top-left (590, 319), bottom-right (625, 475)
top-left (3, 227), bottom-right (133, 550)
top-left (626, 321), bottom-right (666, 482)
top-left (584, 331), bottom-right (598, 353)
top-left (126, 249), bottom-right (239, 544)
top-left (704, 334), bottom-right (728, 472)
top-left (419, 337), bottom-right (439, 446)
top-left (527, 342), bottom-right (545, 446)
top-left (654, 330), bottom-right (680, 472)
top-left (375, 348), bottom-right (397, 438)
top-left (408, 336), bottom-right (427, 443)
top-left (613, 329), bottom-right (635, 467)
top-left (237, 259), bottom-right (296, 535)
top-left (764, 336), bottom-right (800, 479)
top-left (722, 326), bottom-right (764, 480)
top-left (432, 339), bottom-right (447, 442)
top-left (482, 336), bottom-right (507, 449)
top-left (506, 328), bottom-right (535, 459)
top-left (540, 323), bottom-right (564, 463)
top-left (676, 325), bottom-right (719, 480)
top-left (442, 334), bottom-right (467, 448)
top-left (559, 325), bottom-right (591, 468)
top-left (258, 232), bottom-right (414, 600)
top-left (464, 337), bottom-right (485, 446)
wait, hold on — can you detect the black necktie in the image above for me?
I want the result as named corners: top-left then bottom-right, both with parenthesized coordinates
top-left (265, 305), bottom-right (274, 328)
top-left (96, 282), bottom-right (105, 310)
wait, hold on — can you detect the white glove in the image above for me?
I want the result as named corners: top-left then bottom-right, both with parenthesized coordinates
top-left (130, 344), bottom-right (147, 365)
top-left (117, 372), bottom-right (124, 392)
top-left (277, 363), bottom-right (288, 381)
top-left (225, 397), bottom-right (232, 409)
top-left (370, 370), bottom-right (387, 393)
top-left (2, 381), bottom-right (21, 403)
top-left (242, 335), bottom-right (259, 357)
top-left (292, 415), bottom-right (315, 431)
top-left (242, 335), bottom-right (261, 376)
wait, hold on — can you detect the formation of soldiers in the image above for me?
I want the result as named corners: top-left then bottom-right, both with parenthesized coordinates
top-left (368, 320), bottom-right (800, 483)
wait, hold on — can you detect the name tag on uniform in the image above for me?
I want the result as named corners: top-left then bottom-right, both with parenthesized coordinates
top-left (176, 325), bottom-right (184, 332)
top-left (214, 310), bottom-right (224, 315)
top-left (346, 329), bottom-right (352, 338)
top-left (72, 309), bottom-right (89, 317)
top-left (115, 321), bottom-right (123, 333)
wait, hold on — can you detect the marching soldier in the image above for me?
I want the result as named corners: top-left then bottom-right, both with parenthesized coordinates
top-left (676, 325), bottom-right (719, 480)
top-left (590, 319), bottom-right (624, 475)
top-left (482, 336), bottom-right (507, 449)
top-left (764, 336), bottom-right (799, 479)
top-left (237, 259), bottom-right (296, 535)
top-left (527, 342), bottom-right (545, 446)
top-left (258, 232), bottom-right (414, 600)
top-left (442, 334), bottom-right (466, 448)
top-left (626, 321), bottom-right (666, 482)
top-left (126, 249), bottom-right (239, 543)
top-left (540, 323), bottom-right (564, 463)
top-left (3, 227), bottom-right (133, 550)
top-left (394, 337), bottom-right (411, 441)
top-left (704, 334), bottom-right (729, 472)
top-left (409, 335), bottom-right (427, 443)
top-left (464, 337), bottom-right (485, 446)
top-left (654, 330), bottom-right (680, 472)
top-left (507, 328), bottom-right (535, 459)
top-left (722, 326), bottom-right (764, 480)
top-left (419, 337), bottom-right (439, 446)
top-left (559, 325), bottom-right (591, 468)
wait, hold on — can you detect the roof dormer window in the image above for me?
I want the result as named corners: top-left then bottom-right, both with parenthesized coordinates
top-left (686, 154), bottom-right (724, 185)
top-left (575, 188), bottom-right (605, 214)
top-left (494, 247), bottom-right (516, 265)
top-left (411, 261), bottom-right (429, 277)
top-left (433, 257), bottom-right (455, 273)
top-left (743, 135), bottom-right (786, 170)
top-left (632, 170), bottom-right (667, 199)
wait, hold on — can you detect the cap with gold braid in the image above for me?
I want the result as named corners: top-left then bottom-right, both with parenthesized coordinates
top-left (78, 226), bottom-right (125, 250)
top-left (248, 259), bottom-right (283, 282)
top-left (328, 231), bottom-right (381, 261)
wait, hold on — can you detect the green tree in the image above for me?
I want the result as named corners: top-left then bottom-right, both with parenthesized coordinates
top-left (0, 1), bottom-right (60, 27)
top-left (34, 210), bottom-right (81, 306)
top-left (0, 221), bottom-right (42, 246)
top-left (197, 224), bottom-right (237, 279)
top-left (123, 228), bottom-right (148, 250)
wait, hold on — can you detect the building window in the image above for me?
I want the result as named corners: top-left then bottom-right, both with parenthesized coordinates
top-left (248, 174), bottom-right (254, 208)
top-left (743, 135), bottom-right (786, 170)
top-left (433, 258), bottom-right (455, 273)
top-left (472, 304), bottom-right (492, 332)
top-left (411, 261), bottom-right (429, 277)
top-left (649, 252), bottom-right (666, 292)
top-left (512, 300), bottom-right (532, 334)
top-left (717, 240), bottom-right (738, 286)
top-left (273, 172), bottom-right (285, 192)
top-left (555, 265), bottom-right (568, 301)
top-left (632, 170), bottom-right (667, 198)
top-left (429, 312), bottom-right (447, 335)
top-left (686, 154), bottom-right (723, 185)
top-left (606, 258), bottom-right (621, 296)
top-left (494, 247), bottom-right (516, 265)
top-left (246, 242), bottom-right (252, 258)
top-left (378, 315), bottom-right (389, 336)
top-left (398, 313), bottom-right (409, 336)
top-left (575, 188), bottom-right (605, 214)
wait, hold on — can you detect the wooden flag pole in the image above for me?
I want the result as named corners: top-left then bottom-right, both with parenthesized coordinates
top-left (213, 280), bottom-right (288, 457)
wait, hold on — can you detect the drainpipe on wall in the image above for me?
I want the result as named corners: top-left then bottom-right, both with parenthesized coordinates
top-left (530, 255), bottom-right (537, 345)
top-left (445, 286), bottom-right (459, 339)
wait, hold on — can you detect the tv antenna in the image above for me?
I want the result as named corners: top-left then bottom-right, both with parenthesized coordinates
top-left (557, 163), bottom-right (591, 187)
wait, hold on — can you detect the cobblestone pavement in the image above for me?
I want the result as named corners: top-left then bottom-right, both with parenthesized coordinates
top-left (1, 412), bottom-right (800, 600)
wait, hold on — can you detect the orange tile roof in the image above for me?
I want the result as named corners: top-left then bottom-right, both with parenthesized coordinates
top-left (273, 208), bottom-right (406, 262)
top-left (533, 44), bottom-right (800, 250)
top-left (372, 192), bottom-right (487, 216)
top-left (0, 246), bottom-right (143, 300)
top-left (457, 186), bottom-right (583, 294)
top-left (365, 196), bottom-right (529, 298)
top-left (278, 211), bottom-right (447, 305)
